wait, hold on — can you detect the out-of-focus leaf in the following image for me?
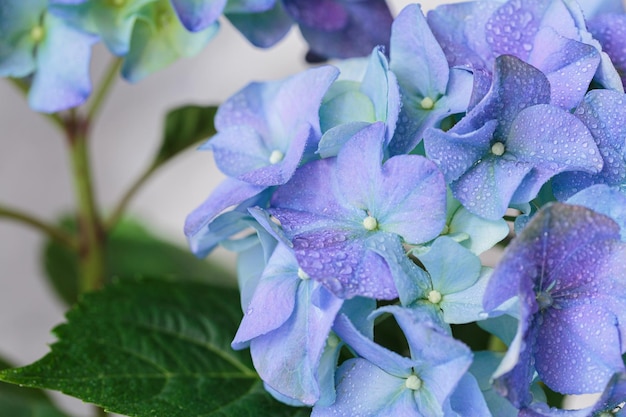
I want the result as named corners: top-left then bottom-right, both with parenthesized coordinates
top-left (155, 104), bottom-right (218, 166)
top-left (43, 217), bottom-right (235, 305)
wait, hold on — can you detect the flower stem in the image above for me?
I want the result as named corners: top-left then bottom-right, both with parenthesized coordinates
top-left (87, 58), bottom-right (122, 122)
top-left (105, 161), bottom-right (158, 232)
top-left (0, 204), bottom-right (77, 250)
top-left (65, 114), bottom-right (106, 293)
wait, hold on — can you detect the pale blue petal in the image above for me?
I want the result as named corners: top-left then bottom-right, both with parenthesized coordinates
top-left (567, 185), bottom-right (626, 241)
top-left (448, 205), bottom-right (509, 254)
top-left (232, 244), bottom-right (299, 347)
top-left (29, 13), bottom-right (97, 112)
top-left (448, 373), bottom-right (492, 417)
top-left (311, 358), bottom-right (418, 417)
top-left (250, 279), bottom-right (343, 405)
top-left (440, 267), bottom-right (492, 324)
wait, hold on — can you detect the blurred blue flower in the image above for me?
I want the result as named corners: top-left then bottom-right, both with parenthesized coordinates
top-left (0, 0), bottom-right (96, 112)
top-left (483, 203), bottom-right (626, 407)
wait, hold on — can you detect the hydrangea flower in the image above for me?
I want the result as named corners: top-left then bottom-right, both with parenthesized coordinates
top-left (317, 46), bottom-right (400, 157)
top-left (226, 0), bottom-right (393, 61)
top-left (427, 0), bottom-right (615, 108)
top-left (51, 0), bottom-right (218, 82)
top-left (270, 122), bottom-right (447, 299)
top-left (312, 306), bottom-right (489, 416)
top-left (588, 13), bottom-right (626, 88)
top-left (0, 0), bottom-right (96, 112)
top-left (424, 55), bottom-right (602, 220)
top-left (483, 203), bottom-right (626, 407)
top-left (388, 4), bottom-right (473, 155)
top-left (185, 66), bottom-right (338, 257)
top-left (232, 243), bottom-right (345, 406)
top-left (411, 236), bottom-right (492, 326)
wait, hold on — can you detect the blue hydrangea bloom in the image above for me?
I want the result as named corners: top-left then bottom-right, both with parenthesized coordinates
top-left (552, 89), bottom-right (626, 199)
top-left (588, 13), bottom-right (626, 89)
top-left (312, 306), bottom-right (489, 417)
top-left (483, 203), bottom-right (626, 407)
top-left (232, 243), bottom-right (344, 406)
top-left (424, 55), bottom-right (602, 220)
top-left (427, 0), bottom-right (614, 108)
top-left (317, 47), bottom-right (400, 157)
top-left (388, 4), bottom-right (473, 155)
top-left (270, 122), bottom-right (447, 299)
top-left (0, 0), bottom-right (96, 112)
top-left (185, 66), bottom-right (338, 257)
top-left (412, 237), bottom-right (492, 325)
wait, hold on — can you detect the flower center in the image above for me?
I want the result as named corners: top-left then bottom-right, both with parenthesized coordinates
top-left (427, 290), bottom-right (442, 304)
top-left (491, 142), bottom-right (506, 156)
top-left (30, 25), bottom-right (45, 42)
top-left (405, 374), bottom-right (422, 390)
top-left (327, 333), bottom-right (340, 348)
top-left (269, 149), bottom-right (284, 164)
top-left (297, 268), bottom-right (310, 280)
top-left (420, 97), bottom-right (435, 110)
top-left (536, 290), bottom-right (553, 310)
top-left (362, 215), bottom-right (378, 231)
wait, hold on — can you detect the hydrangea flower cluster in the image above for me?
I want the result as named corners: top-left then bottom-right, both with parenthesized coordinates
top-left (186, 0), bottom-right (626, 415)
top-left (0, 0), bottom-right (393, 113)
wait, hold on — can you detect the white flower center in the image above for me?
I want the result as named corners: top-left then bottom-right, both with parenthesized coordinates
top-left (427, 290), bottom-right (442, 304)
top-left (327, 333), bottom-right (340, 348)
top-left (30, 25), bottom-right (44, 42)
top-left (405, 374), bottom-right (422, 390)
top-left (420, 97), bottom-right (435, 110)
top-left (269, 149), bottom-right (284, 164)
top-left (491, 142), bottom-right (506, 156)
top-left (362, 215), bottom-right (378, 231)
top-left (297, 268), bottom-right (310, 280)
top-left (536, 290), bottom-right (553, 310)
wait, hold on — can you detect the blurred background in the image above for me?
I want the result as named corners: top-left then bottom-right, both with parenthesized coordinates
top-left (1, 0), bottom-right (438, 414)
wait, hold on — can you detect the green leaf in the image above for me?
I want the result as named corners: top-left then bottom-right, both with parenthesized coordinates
top-left (0, 356), bottom-right (70, 417)
top-left (43, 218), bottom-right (236, 305)
top-left (155, 104), bottom-right (218, 166)
top-left (0, 279), bottom-right (309, 417)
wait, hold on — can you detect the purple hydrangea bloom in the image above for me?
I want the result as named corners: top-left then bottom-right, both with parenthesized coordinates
top-left (312, 306), bottom-right (488, 417)
top-left (185, 66), bottom-right (338, 257)
top-left (270, 122), bottom-right (447, 299)
top-left (0, 1), bottom-right (96, 112)
top-left (282, 0), bottom-right (393, 62)
top-left (388, 4), bottom-right (473, 155)
top-left (552, 89), bottom-right (626, 200)
top-left (483, 203), bottom-right (626, 407)
top-left (226, 0), bottom-right (393, 61)
top-left (428, 0), bottom-right (608, 108)
top-left (424, 55), bottom-right (602, 220)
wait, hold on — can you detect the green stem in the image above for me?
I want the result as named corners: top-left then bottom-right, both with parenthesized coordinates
top-left (66, 114), bottom-right (106, 293)
top-left (0, 204), bottom-right (77, 250)
top-left (87, 58), bottom-right (122, 122)
top-left (94, 405), bottom-right (109, 417)
top-left (8, 78), bottom-right (65, 130)
top-left (105, 161), bottom-right (158, 231)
